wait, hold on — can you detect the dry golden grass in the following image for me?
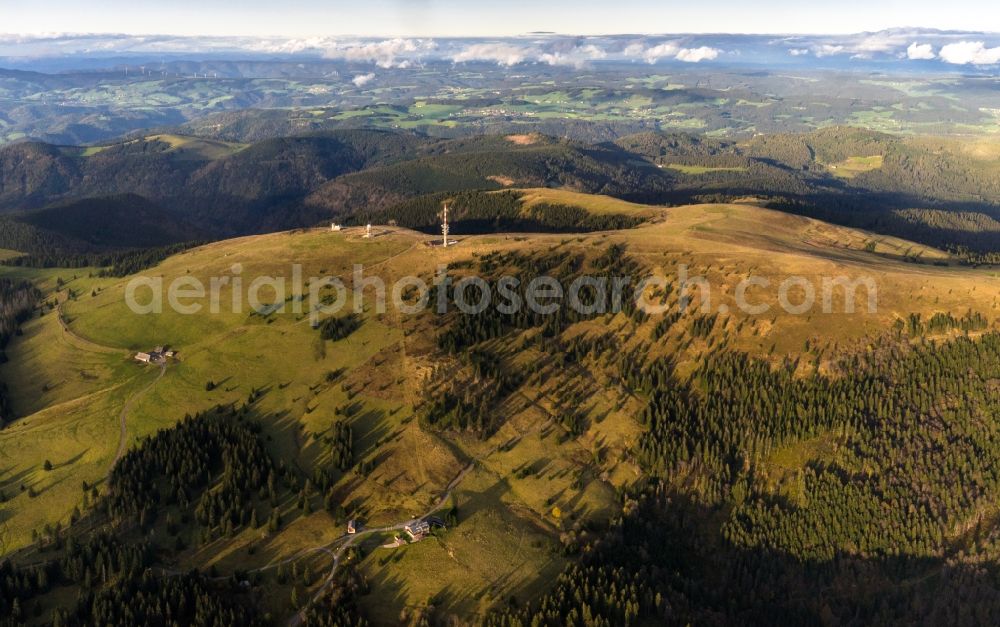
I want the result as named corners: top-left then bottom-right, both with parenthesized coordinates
top-left (826, 155), bottom-right (884, 178)
top-left (516, 187), bottom-right (662, 217)
top-left (504, 133), bottom-right (542, 145)
top-left (486, 174), bottom-right (516, 186)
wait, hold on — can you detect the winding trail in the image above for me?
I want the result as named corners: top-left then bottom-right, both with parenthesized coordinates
top-left (107, 361), bottom-right (166, 477)
top-left (287, 459), bottom-right (476, 627)
top-left (284, 377), bottom-right (569, 624)
top-left (293, 235), bottom-right (419, 328)
top-left (56, 298), bottom-right (167, 477)
top-left (57, 302), bottom-right (126, 356)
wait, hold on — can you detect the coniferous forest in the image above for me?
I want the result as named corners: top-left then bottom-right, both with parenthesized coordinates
top-left (0, 279), bottom-right (38, 427)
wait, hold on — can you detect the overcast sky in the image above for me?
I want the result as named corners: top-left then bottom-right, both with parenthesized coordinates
top-left (3, 0), bottom-right (998, 36)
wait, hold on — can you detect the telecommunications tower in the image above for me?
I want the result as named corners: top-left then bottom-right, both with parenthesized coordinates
top-left (441, 204), bottom-right (450, 248)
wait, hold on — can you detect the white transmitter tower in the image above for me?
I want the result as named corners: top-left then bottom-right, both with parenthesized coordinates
top-left (441, 203), bottom-right (450, 248)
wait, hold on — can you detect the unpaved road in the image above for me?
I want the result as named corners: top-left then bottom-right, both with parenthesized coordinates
top-left (57, 298), bottom-right (168, 477)
top-left (287, 459), bottom-right (476, 627)
top-left (107, 361), bottom-right (166, 477)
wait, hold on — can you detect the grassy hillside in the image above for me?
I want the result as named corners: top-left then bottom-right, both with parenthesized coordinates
top-left (142, 134), bottom-right (248, 160)
top-left (1, 198), bottom-right (998, 622)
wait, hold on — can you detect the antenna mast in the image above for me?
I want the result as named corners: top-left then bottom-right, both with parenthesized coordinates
top-left (441, 203), bottom-right (450, 248)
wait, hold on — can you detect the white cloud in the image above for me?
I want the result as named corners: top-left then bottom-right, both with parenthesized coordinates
top-left (321, 38), bottom-right (436, 68)
top-left (906, 42), bottom-right (936, 60)
top-left (939, 41), bottom-right (1000, 65)
top-left (675, 46), bottom-right (720, 63)
top-left (644, 42), bottom-right (682, 63)
top-left (452, 43), bottom-right (532, 66)
top-left (623, 41), bottom-right (719, 64)
top-left (784, 31), bottom-right (928, 60)
top-left (450, 41), bottom-right (605, 68)
top-left (622, 42), bottom-right (647, 57)
top-left (352, 72), bottom-right (375, 87)
top-left (851, 32), bottom-right (909, 56)
top-left (245, 36), bottom-right (336, 54)
top-left (538, 43), bottom-right (606, 68)
top-left (814, 44), bottom-right (846, 58)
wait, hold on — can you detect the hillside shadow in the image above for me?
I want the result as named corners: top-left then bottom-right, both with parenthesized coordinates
top-left (501, 490), bottom-right (984, 627)
top-left (0, 467), bottom-right (36, 497)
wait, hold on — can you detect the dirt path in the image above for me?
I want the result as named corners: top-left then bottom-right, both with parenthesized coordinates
top-left (107, 361), bottom-right (166, 478)
top-left (294, 238), bottom-right (419, 328)
top-left (55, 297), bottom-right (168, 478)
top-left (287, 459), bottom-right (475, 627)
top-left (284, 376), bottom-right (571, 624)
top-left (56, 301), bottom-right (126, 356)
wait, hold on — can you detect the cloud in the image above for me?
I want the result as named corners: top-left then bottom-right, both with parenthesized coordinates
top-left (813, 44), bottom-right (846, 58)
top-left (244, 36), bottom-right (336, 54)
top-left (5, 31), bottom-right (1000, 72)
top-left (675, 46), bottom-right (720, 63)
top-left (939, 41), bottom-right (1000, 65)
top-left (624, 41), bottom-right (719, 64)
top-left (321, 38), bottom-right (436, 68)
top-left (538, 44), bottom-right (606, 68)
top-left (850, 32), bottom-right (910, 57)
top-left (450, 41), bottom-right (606, 68)
top-left (448, 41), bottom-right (606, 68)
top-left (906, 42), bottom-right (936, 60)
top-left (451, 43), bottom-right (532, 66)
top-left (352, 72), bottom-right (375, 87)
top-left (0, 34), bottom-right (443, 68)
top-left (626, 42), bottom-right (678, 63)
top-left (784, 31), bottom-right (932, 60)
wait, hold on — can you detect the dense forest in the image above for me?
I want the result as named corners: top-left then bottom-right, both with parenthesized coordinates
top-left (417, 245), bottom-right (643, 438)
top-left (0, 278), bottom-right (39, 426)
top-left (1, 408), bottom-right (293, 625)
top-left (101, 407), bottom-right (286, 539)
top-left (2, 241), bottom-right (204, 276)
top-left (484, 332), bottom-right (1000, 625)
top-left (0, 533), bottom-right (262, 627)
top-left (354, 190), bottom-right (642, 234)
top-left (303, 134), bottom-right (676, 225)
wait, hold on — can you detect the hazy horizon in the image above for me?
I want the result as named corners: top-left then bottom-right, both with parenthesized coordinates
top-left (3, 29), bottom-right (1000, 70)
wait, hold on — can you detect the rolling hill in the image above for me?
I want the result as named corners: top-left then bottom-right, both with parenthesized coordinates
top-left (19, 194), bottom-right (204, 249)
top-left (0, 129), bottom-right (428, 220)
top-left (1, 195), bottom-right (998, 623)
top-left (0, 194), bottom-right (205, 270)
top-left (303, 134), bottom-right (677, 221)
